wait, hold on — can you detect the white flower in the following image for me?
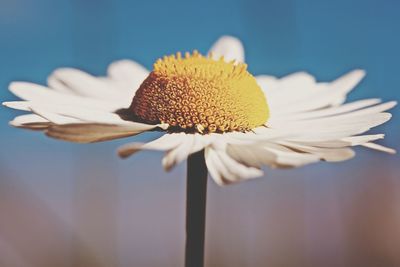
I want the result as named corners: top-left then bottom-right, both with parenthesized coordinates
top-left (3, 36), bottom-right (396, 185)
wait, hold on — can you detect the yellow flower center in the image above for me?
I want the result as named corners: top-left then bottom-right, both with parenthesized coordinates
top-left (129, 51), bottom-right (269, 134)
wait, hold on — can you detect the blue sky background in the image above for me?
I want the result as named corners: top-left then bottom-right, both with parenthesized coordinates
top-left (0, 0), bottom-right (399, 266)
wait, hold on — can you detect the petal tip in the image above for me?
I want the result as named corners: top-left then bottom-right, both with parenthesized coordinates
top-left (218, 35), bottom-right (242, 44)
top-left (117, 149), bottom-right (130, 159)
top-left (158, 123), bottom-right (169, 130)
top-left (353, 68), bottom-right (366, 79)
top-left (8, 81), bottom-right (21, 92)
top-left (209, 35), bottom-right (245, 62)
top-left (9, 120), bottom-right (18, 127)
top-left (161, 158), bottom-right (173, 172)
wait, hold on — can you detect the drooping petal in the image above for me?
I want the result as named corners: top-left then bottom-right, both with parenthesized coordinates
top-left (118, 133), bottom-right (186, 158)
top-left (118, 133), bottom-right (215, 171)
top-left (208, 36), bottom-right (245, 63)
top-left (226, 139), bottom-right (353, 170)
top-left (46, 122), bottom-right (161, 143)
top-left (255, 142), bottom-right (321, 167)
top-left (226, 144), bottom-right (277, 168)
top-left (205, 144), bottom-right (263, 186)
top-left (203, 147), bottom-right (226, 185)
top-left (162, 134), bottom-right (218, 171)
top-left (162, 134), bottom-right (196, 171)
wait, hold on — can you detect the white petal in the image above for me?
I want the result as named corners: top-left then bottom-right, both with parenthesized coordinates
top-left (295, 134), bottom-right (385, 148)
top-left (264, 113), bottom-right (392, 142)
top-left (225, 128), bottom-right (292, 142)
top-left (216, 150), bottom-right (263, 181)
top-left (267, 70), bottom-right (365, 118)
top-left (269, 110), bottom-right (392, 129)
top-left (226, 144), bottom-right (277, 168)
top-left (49, 68), bottom-right (127, 103)
top-left (189, 134), bottom-right (215, 154)
top-left (107, 59), bottom-right (149, 89)
top-left (47, 60), bottom-right (148, 107)
top-left (277, 141), bottom-right (355, 162)
top-left (261, 143), bottom-right (321, 167)
top-left (46, 123), bottom-right (158, 143)
top-left (162, 134), bottom-right (195, 171)
top-left (118, 133), bottom-right (185, 158)
top-left (208, 36), bottom-right (244, 63)
top-left (3, 101), bottom-right (31, 111)
top-left (361, 142), bottom-right (396, 154)
top-left (205, 148), bottom-right (241, 185)
top-left (9, 114), bottom-right (50, 129)
top-left (205, 146), bottom-right (263, 186)
top-left (29, 104), bottom-right (118, 124)
top-left (277, 71), bottom-right (316, 88)
top-left (5, 85), bottom-right (148, 125)
top-left (8, 82), bottom-right (120, 111)
top-left (10, 114), bottom-right (47, 124)
top-left (241, 112), bottom-right (389, 143)
top-left (226, 138), bottom-right (350, 170)
top-left (328, 101), bottom-right (396, 118)
top-left (270, 98), bottom-right (382, 122)
top-left (47, 75), bottom-right (75, 94)
top-left (4, 99), bottom-right (145, 126)
top-left (118, 133), bottom-right (215, 170)
top-left (204, 147), bottom-right (226, 185)
top-left (30, 107), bottom-right (82, 124)
top-left (256, 75), bottom-right (279, 95)
top-left (276, 101), bottom-right (396, 125)
top-left (261, 72), bottom-right (317, 111)
top-left (329, 69), bottom-right (366, 105)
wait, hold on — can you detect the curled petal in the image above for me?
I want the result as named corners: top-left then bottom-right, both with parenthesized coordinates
top-left (205, 146), bottom-right (263, 186)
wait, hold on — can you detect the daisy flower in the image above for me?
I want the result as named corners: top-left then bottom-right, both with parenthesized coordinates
top-left (3, 36), bottom-right (396, 185)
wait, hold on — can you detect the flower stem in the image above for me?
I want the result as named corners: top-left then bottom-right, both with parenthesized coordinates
top-left (185, 149), bottom-right (208, 267)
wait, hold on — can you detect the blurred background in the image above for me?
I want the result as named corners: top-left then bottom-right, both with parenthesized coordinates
top-left (0, 0), bottom-right (399, 266)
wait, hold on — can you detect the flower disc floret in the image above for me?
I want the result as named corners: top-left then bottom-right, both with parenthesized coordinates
top-left (130, 51), bottom-right (269, 133)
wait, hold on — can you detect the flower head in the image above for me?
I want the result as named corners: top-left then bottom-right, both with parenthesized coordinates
top-left (3, 36), bottom-right (396, 185)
